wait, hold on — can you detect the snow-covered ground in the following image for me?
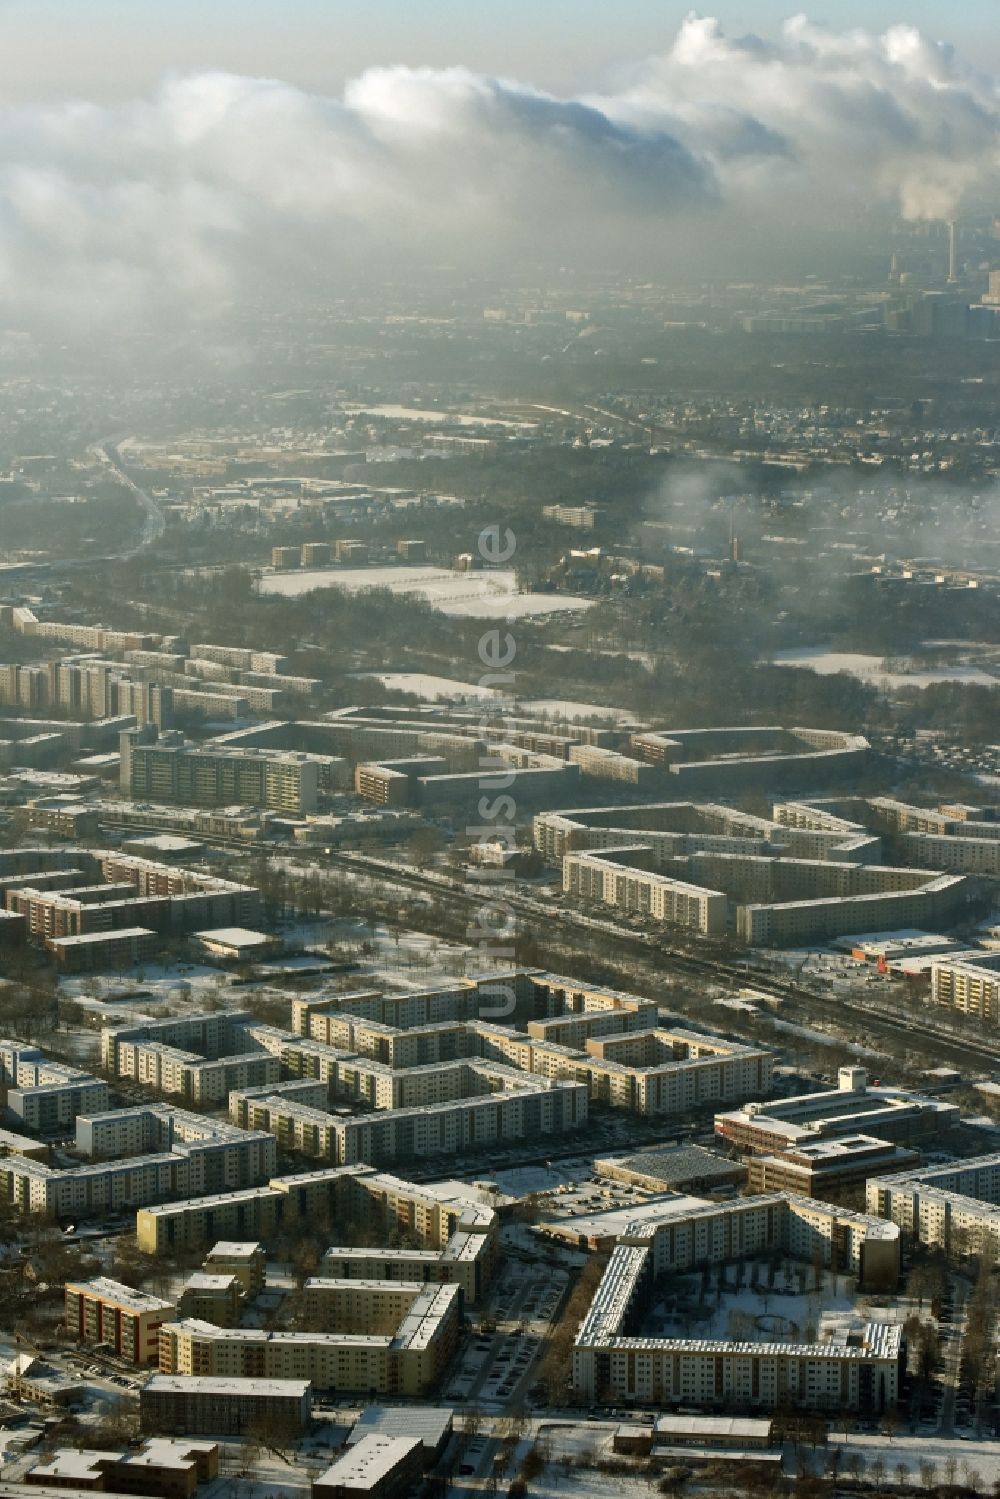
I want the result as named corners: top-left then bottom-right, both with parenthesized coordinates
top-left (357, 671), bottom-right (502, 701)
top-left (526, 1462), bottom-right (657, 1499)
top-left (646, 1263), bottom-right (857, 1343)
top-left (491, 1160), bottom-right (594, 1197)
top-left (356, 675), bottom-right (642, 719)
top-left (771, 647), bottom-right (997, 689)
top-left (546, 643), bottom-right (656, 668)
top-left (214, 1468), bottom-right (308, 1497)
top-left (62, 965), bottom-right (232, 1004)
top-left (769, 1015), bottom-right (887, 1059)
top-left (342, 402), bottom-right (536, 429)
top-left (344, 920), bottom-right (473, 982)
top-left (259, 564), bottom-right (595, 618)
top-left (516, 1434), bottom-right (1000, 1493)
top-left (240, 910), bottom-right (475, 986)
top-left (58, 968), bottom-right (251, 1047)
top-left (829, 1432), bottom-right (1000, 1486)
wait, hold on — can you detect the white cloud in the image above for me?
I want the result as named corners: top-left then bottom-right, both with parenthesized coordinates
top-left (0, 13), bottom-right (995, 327)
top-left (599, 13), bottom-right (999, 222)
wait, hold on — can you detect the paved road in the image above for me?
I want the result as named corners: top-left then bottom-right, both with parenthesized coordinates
top-left (326, 848), bottom-right (1000, 1073)
top-left (90, 436), bottom-right (165, 558)
top-left (446, 1244), bottom-right (570, 1496)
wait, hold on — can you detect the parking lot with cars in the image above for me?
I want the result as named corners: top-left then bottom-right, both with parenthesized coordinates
top-left (446, 1252), bottom-right (568, 1411)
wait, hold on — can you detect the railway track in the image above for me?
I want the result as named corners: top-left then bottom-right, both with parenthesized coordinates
top-left (325, 849), bottom-right (1000, 1072)
top-left (75, 825), bottom-right (1000, 1074)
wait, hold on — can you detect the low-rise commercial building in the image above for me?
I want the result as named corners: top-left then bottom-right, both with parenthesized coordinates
top-left (715, 1068), bottom-right (958, 1156)
top-left (312, 1434), bottom-right (423, 1499)
top-left (347, 1404), bottom-right (452, 1462)
top-left (25, 1439), bottom-right (219, 1497)
top-left (195, 926), bottom-right (281, 962)
top-left (0, 1127), bottom-right (47, 1161)
top-left (594, 1145), bottom-right (747, 1196)
top-left (653, 1414), bottom-right (774, 1450)
top-left (5, 1353), bottom-right (75, 1407)
top-left (24, 798), bottom-right (100, 839)
top-left (615, 1414), bottom-right (777, 1460)
top-left (746, 1135), bottom-right (921, 1200)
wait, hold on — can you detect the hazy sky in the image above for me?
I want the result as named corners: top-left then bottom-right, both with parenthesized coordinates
top-left (3, 0), bottom-right (999, 100)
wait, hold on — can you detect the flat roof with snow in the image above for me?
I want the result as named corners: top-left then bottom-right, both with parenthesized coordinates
top-left (144, 1373), bottom-right (310, 1396)
top-left (195, 926), bottom-right (276, 950)
top-left (315, 1434), bottom-right (421, 1489)
top-left (48, 926), bottom-right (156, 948)
top-left (655, 1415), bottom-right (772, 1439)
top-left (349, 1404), bottom-right (453, 1451)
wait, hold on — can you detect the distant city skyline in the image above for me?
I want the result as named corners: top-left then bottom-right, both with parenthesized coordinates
top-left (2, 0), bottom-right (998, 102)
